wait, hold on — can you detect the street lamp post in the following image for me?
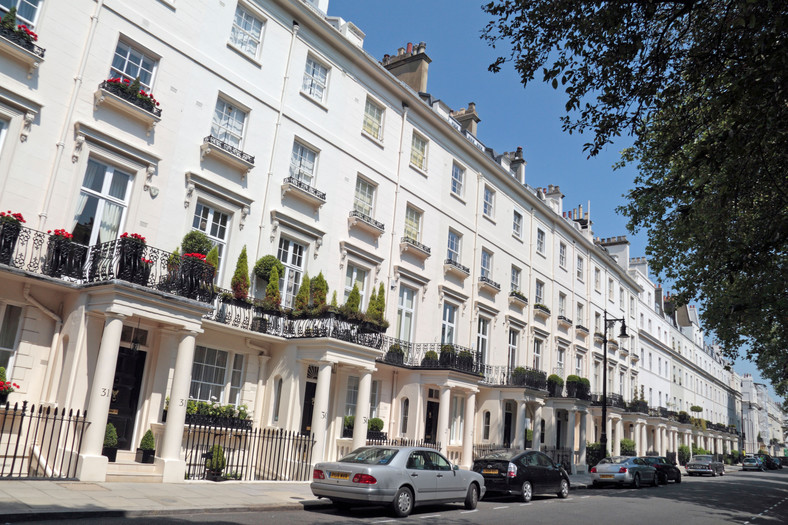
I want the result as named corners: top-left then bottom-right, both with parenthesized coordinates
top-left (600, 310), bottom-right (629, 457)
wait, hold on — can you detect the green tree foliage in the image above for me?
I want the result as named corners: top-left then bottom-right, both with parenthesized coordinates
top-left (330, 291), bottom-right (338, 308)
top-left (311, 272), bottom-right (328, 308)
top-left (231, 246), bottom-right (250, 300)
top-left (294, 273), bottom-right (311, 312)
top-left (205, 246), bottom-right (219, 270)
top-left (2, 7), bottom-right (17, 29)
top-left (139, 429), bottom-right (155, 451)
top-left (678, 445), bottom-right (691, 466)
top-left (366, 286), bottom-right (378, 319)
top-left (619, 438), bottom-right (636, 456)
top-left (181, 231), bottom-right (212, 255)
top-left (586, 442), bottom-right (604, 466)
top-left (482, 0), bottom-right (788, 398)
top-left (206, 444), bottom-right (226, 472)
top-left (253, 255), bottom-right (284, 282)
top-left (0, 366), bottom-right (6, 382)
top-left (262, 266), bottom-right (281, 311)
top-left (375, 282), bottom-right (386, 318)
top-left (104, 423), bottom-right (118, 448)
top-left (345, 284), bottom-right (361, 312)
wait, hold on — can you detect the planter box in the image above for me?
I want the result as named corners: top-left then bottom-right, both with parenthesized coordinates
top-left (135, 448), bottom-right (155, 464)
top-left (102, 447), bottom-right (118, 463)
top-left (385, 350), bottom-right (404, 365)
top-left (0, 221), bottom-right (21, 266)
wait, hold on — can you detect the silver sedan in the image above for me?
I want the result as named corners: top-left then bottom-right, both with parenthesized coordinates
top-left (590, 456), bottom-right (658, 488)
top-left (311, 446), bottom-right (485, 517)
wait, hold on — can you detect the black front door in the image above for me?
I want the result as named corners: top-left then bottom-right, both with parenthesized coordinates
top-left (424, 401), bottom-right (439, 444)
top-left (300, 381), bottom-right (317, 435)
top-left (107, 346), bottom-right (146, 450)
top-left (503, 410), bottom-right (513, 448)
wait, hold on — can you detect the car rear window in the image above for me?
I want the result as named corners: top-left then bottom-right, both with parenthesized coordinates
top-left (339, 447), bottom-right (399, 465)
top-left (478, 451), bottom-right (518, 461)
top-left (693, 455), bottom-right (712, 461)
top-left (598, 456), bottom-right (629, 465)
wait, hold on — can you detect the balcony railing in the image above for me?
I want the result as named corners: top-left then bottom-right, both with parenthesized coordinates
top-left (444, 258), bottom-right (470, 275)
top-left (348, 210), bottom-right (385, 233)
top-left (508, 289), bottom-right (528, 305)
top-left (400, 236), bottom-right (431, 255)
top-left (478, 275), bottom-right (501, 291)
top-left (590, 392), bottom-right (628, 410)
top-left (282, 176), bottom-right (326, 202)
top-left (0, 24), bottom-right (45, 58)
top-left (482, 365), bottom-right (548, 391)
top-left (203, 135), bottom-right (255, 164)
top-left (0, 223), bottom-right (215, 303)
top-left (98, 80), bottom-right (162, 117)
top-left (378, 338), bottom-right (483, 376)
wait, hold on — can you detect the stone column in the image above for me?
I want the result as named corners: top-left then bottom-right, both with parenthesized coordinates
top-left (656, 426), bottom-right (662, 456)
top-left (77, 313), bottom-right (125, 482)
top-left (438, 386), bottom-right (451, 456)
top-left (353, 369), bottom-right (373, 451)
top-left (568, 410), bottom-right (577, 474)
top-left (515, 400), bottom-right (527, 449)
top-left (605, 417), bottom-right (613, 456)
top-left (578, 412), bottom-right (587, 470)
top-left (642, 424), bottom-right (648, 454)
top-left (533, 404), bottom-right (543, 451)
top-left (253, 353), bottom-right (270, 429)
top-left (614, 418), bottom-right (622, 456)
top-left (161, 330), bottom-right (198, 482)
top-left (310, 362), bottom-right (333, 463)
top-left (461, 392), bottom-right (476, 468)
top-left (543, 407), bottom-right (557, 450)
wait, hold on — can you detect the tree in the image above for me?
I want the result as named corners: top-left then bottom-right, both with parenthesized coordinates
top-left (253, 255), bottom-right (283, 282)
top-left (375, 282), bottom-right (386, 320)
top-left (262, 266), bottom-right (281, 311)
top-left (482, 1), bottom-right (788, 397)
top-left (345, 284), bottom-right (361, 312)
top-left (231, 245), bottom-right (250, 300)
top-left (365, 286), bottom-right (378, 320)
top-left (206, 246), bottom-right (219, 271)
top-left (294, 273), bottom-right (310, 312)
top-left (311, 272), bottom-right (328, 308)
top-left (181, 231), bottom-right (212, 255)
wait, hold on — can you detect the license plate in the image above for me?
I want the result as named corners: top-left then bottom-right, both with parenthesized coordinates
top-left (600, 474), bottom-right (614, 479)
top-left (329, 472), bottom-right (350, 480)
top-left (482, 469), bottom-right (498, 474)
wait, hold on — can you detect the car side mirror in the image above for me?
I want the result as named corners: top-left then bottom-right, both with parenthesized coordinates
top-left (453, 464), bottom-right (460, 471)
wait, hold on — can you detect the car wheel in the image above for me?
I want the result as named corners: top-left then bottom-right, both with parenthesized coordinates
top-left (659, 472), bottom-right (668, 485)
top-left (592, 480), bottom-right (600, 488)
top-left (521, 480), bottom-right (533, 503)
top-left (464, 483), bottom-right (479, 510)
top-left (651, 473), bottom-right (659, 487)
top-left (720, 468), bottom-right (725, 476)
top-left (675, 472), bottom-right (682, 483)
top-left (557, 478), bottom-right (569, 498)
top-left (712, 469), bottom-right (717, 477)
top-left (391, 487), bottom-right (413, 518)
top-left (632, 473), bottom-right (641, 489)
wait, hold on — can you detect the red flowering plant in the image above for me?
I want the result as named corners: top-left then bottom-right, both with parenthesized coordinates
top-left (16, 23), bottom-right (37, 41)
top-left (120, 232), bottom-right (147, 244)
top-left (1, 7), bottom-right (38, 44)
top-left (0, 210), bottom-right (26, 226)
top-left (47, 229), bottom-right (74, 241)
top-left (104, 77), bottom-right (160, 112)
top-left (0, 381), bottom-right (20, 395)
top-left (182, 253), bottom-right (207, 261)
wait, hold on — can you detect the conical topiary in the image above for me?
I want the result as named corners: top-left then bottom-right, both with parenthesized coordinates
top-left (294, 273), bottom-right (310, 312)
top-left (345, 284), bottom-right (361, 312)
top-left (375, 282), bottom-right (386, 319)
top-left (139, 429), bottom-right (155, 451)
top-left (231, 245), bottom-right (250, 299)
top-left (263, 266), bottom-right (281, 311)
top-left (330, 291), bottom-right (338, 308)
top-left (311, 272), bottom-right (328, 308)
top-left (366, 286), bottom-right (378, 319)
top-left (206, 246), bottom-right (219, 270)
top-left (104, 423), bottom-right (118, 448)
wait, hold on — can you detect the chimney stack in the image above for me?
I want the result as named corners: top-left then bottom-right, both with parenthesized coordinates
top-left (383, 41), bottom-right (432, 93)
top-left (451, 102), bottom-right (481, 136)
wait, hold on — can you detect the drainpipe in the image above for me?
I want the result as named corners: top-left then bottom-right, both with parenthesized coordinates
top-left (254, 20), bottom-right (300, 287)
top-left (23, 284), bottom-right (62, 403)
top-left (38, 0), bottom-right (106, 230)
top-left (383, 102), bottom-right (409, 317)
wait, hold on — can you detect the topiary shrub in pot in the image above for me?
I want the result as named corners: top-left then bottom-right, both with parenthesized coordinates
top-left (385, 343), bottom-right (404, 365)
top-left (343, 415), bottom-right (354, 438)
top-left (547, 374), bottom-right (564, 397)
top-left (136, 429), bottom-right (156, 463)
top-left (439, 344), bottom-right (456, 367)
top-left (579, 377), bottom-right (591, 400)
top-left (102, 423), bottom-right (118, 463)
top-left (205, 444), bottom-right (226, 481)
top-left (421, 350), bottom-right (439, 367)
top-left (367, 417), bottom-right (386, 440)
top-left (457, 350), bottom-right (474, 371)
top-left (565, 375), bottom-right (580, 398)
top-left (511, 366), bottom-right (527, 386)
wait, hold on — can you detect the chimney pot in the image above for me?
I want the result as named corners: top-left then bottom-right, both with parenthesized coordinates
top-left (406, 42), bottom-right (413, 54)
top-left (417, 41), bottom-right (426, 53)
top-left (398, 47), bottom-right (405, 56)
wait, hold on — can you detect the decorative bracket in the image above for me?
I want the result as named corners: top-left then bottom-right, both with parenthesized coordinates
top-left (20, 112), bottom-right (34, 142)
top-left (72, 133), bottom-right (86, 163)
top-left (240, 205), bottom-right (250, 230)
top-left (270, 218), bottom-right (279, 242)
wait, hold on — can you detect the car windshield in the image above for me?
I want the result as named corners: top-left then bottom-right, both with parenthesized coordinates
top-left (743, 458), bottom-right (757, 463)
top-left (339, 447), bottom-right (399, 465)
top-left (693, 455), bottom-right (712, 462)
top-left (598, 456), bottom-right (629, 465)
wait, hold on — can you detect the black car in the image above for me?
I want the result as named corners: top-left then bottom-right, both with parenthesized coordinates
top-left (472, 449), bottom-right (570, 503)
top-left (641, 456), bottom-right (682, 484)
top-left (756, 454), bottom-right (782, 470)
top-left (779, 456), bottom-right (788, 467)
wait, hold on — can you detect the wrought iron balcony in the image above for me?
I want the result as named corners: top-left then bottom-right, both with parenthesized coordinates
top-left (575, 324), bottom-right (590, 336)
top-left (97, 80), bottom-right (162, 117)
top-left (200, 136), bottom-right (255, 176)
top-left (483, 365), bottom-right (548, 391)
top-left (478, 275), bottom-right (501, 294)
top-left (533, 303), bottom-right (551, 319)
top-left (348, 210), bottom-right (385, 236)
top-left (0, 222), bottom-right (215, 303)
top-left (400, 236), bottom-right (431, 259)
top-left (508, 289), bottom-right (528, 306)
top-left (281, 176), bottom-right (326, 208)
top-left (95, 80), bottom-right (162, 135)
top-left (376, 338), bottom-right (483, 376)
top-left (590, 392), bottom-right (628, 410)
top-left (443, 258), bottom-right (470, 278)
top-left (557, 315), bottom-right (573, 328)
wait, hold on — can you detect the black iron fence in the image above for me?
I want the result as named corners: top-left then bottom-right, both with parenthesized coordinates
top-left (0, 24), bottom-right (46, 58)
top-left (1, 401), bottom-right (88, 480)
top-left (378, 338), bottom-right (484, 375)
top-left (183, 422), bottom-right (314, 481)
top-left (0, 223), bottom-right (215, 303)
top-left (542, 446), bottom-right (572, 471)
top-left (591, 392), bottom-right (628, 410)
top-left (482, 365), bottom-right (548, 390)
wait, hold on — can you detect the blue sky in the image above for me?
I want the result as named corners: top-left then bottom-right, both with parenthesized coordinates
top-left (327, 0), bottom-right (778, 399)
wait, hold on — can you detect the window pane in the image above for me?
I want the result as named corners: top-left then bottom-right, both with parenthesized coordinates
top-left (0, 305), bottom-right (22, 350)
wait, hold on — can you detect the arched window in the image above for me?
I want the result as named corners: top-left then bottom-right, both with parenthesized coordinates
top-left (400, 398), bottom-right (409, 435)
top-left (273, 378), bottom-right (283, 423)
top-left (483, 411), bottom-right (491, 440)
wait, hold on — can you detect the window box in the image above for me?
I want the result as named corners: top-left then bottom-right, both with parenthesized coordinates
top-left (281, 176), bottom-right (326, 209)
top-left (618, 346), bottom-right (629, 357)
top-left (608, 339), bottom-right (619, 350)
top-left (557, 315), bottom-right (573, 329)
top-left (630, 351), bottom-right (640, 363)
top-left (0, 24), bottom-right (45, 78)
top-left (593, 332), bottom-right (604, 344)
top-left (200, 135), bottom-right (255, 177)
top-left (575, 324), bottom-right (589, 338)
top-left (94, 80), bottom-right (162, 136)
top-left (508, 289), bottom-right (528, 307)
top-left (400, 236), bottom-right (431, 260)
top-left (348, 210), bottom-right (385, 237)
top-left (477, 275), bottom-right (501, 295)
top-left (443, 258), bottom-right (470, 279)
top-left (533, 303), bottom-right (551, 320)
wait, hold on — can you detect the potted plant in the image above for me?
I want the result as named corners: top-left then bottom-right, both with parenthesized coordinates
top-left (0, 8), bottom-right (39, 50)
top-left (102, 423), bottom-right (119, 462)
top-left (386, 343), bottom-right (405, 365)
top-left (205, 444), bottom-right (226, 481)
top-left (0, 367), bottom-right (19, 405)
top-left (511, 366), bottom-right (527, 386)
top-left (579, 377), bottom-right (591, 400)
top-left (457, 350), bottom-right (474, 370)
top-left (525, 368), bottom-right (547, 390)
top-left (367, 417), bottom-right (386, 440)
top-left (343, 415), bottom-right (354, 438)
top-left (439, 344), bottom-right (456, 367)
top-left (135, 429), bottom-right (156, 464)
top-left (565, 375), bottom-right (581, 397)
top-left (117, 232), bottom-right (147, 281)
top-left (253, 254), bottom-right (284, 284)
top-left (421, 350), bottom-right (439, 367)
top-left (231, 245), bottom-right (251, 300)
top-left (547, 374), bottom-right (564, 397)
top-left (0, 210), bottom-right (25, 266)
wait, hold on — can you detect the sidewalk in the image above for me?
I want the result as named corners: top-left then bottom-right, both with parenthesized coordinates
top-left (0, 472), bottom-right (594, 522)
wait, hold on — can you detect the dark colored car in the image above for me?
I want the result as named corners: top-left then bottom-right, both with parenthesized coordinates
top-left (472, 449), bottom-right (570, 502)
top-left (641, 456), bottom-right (682, 484)
top-left (779, 456), bottom-right (788, 467)
top-left (756, 454), bottom-right (782, 470)
top-left (686, 455), bottom-right (725, 476)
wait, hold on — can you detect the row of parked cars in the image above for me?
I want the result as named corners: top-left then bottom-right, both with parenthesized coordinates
top-left (590, 456), bottom-right (682, 488)
top-left (742, 453), bottom-right (785, 471)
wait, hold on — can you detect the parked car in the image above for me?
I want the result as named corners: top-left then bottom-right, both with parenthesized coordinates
top-left (590, 456), bottom-right (658, 488)
top-left (755, 454), bottom-right (782, 470)
top-left (640, 456), bottom-right (682, 484)
top-left (778, 456), bottom-right (788, 467)
top-left (311, 446), bottom-right (485, 517)
top-left (686, 455), bottom-right (725, 476)
top-left (742, 456), bottom-right (765, 471)
top-left (471, 449), bottom-right (570, 502)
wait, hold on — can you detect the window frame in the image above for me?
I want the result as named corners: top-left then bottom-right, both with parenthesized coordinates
top-left (512, 210), bottom-right (523, 238)
top-left (353, 176), bottom-right (376, 217)
top-left (344, 262), bottom-right (368, 308)
top-left (483, 186), bottom-right (495, 218)
top-left (0, 0), bottom-right (43, 28)
top-left (511, 265), bottom-right (522, 292)
top-left (211, 97), bottom-right (248, 149)
top-left (189, 345), bottom-right (245, 405)
top-left (302, 54), bottom-right (330, 104)
top-left (450, 162), bottom-right (465, 197)
top-left (559, 242), bottom-right (567, 268)
top-left (396, 284), bottom-right (416, 342)
top-left (110, 39), bottom-right (158, 92)
top-left (576, 256), bottom-right (584, 281)
top-left (535, 280), bottom-right (544, 305)
top-left (362, 96), bottom-right (385, 141)
top-left (289, 140), bottom-right (318, 185)
top-left (277, 237), bottom-right (306, 309)
top-left (71, 158), bottom-right (133, 247)
top-left (447, 229), bottom-right (461, 263)
top-left (192, 200), bottom-right (230, 279)
top-left (476, 316), bottom-right (490, 365)
top-left (229, 3), bottom-right (265, 59)
top-left (0, 302), bottom-right (24, 372)
top-left (409, 131), bottom-right (428, 172)
top-left (480, 249), bottom-right (493, 279)
top-left (536, 228), bottom-right (545, 254)
top-left (441, 302), bottom-right (457, 345)
top-left (404, 205), bottom-right (422, 241)
top-left (344, 375), bottom-right (359, 417)
top-left (533, 338), bottom-right (543, 370)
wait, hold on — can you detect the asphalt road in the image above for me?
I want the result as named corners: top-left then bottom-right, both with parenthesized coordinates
top-left (22, 469), bottom-right (788, 525)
